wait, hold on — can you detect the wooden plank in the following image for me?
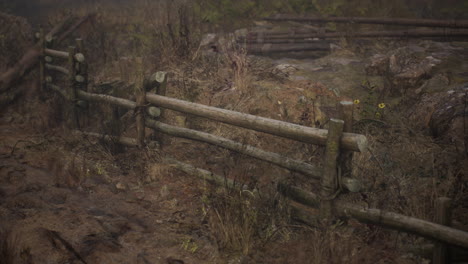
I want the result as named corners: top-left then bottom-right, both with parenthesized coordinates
top-left (145, 94), bottom-right (368, 152)
top-left (320, 118), bottom-right (344, 221)
top-left (263, 15), bottom-right (468, 29)
top-left (433, 197), bottom-right (452, 264)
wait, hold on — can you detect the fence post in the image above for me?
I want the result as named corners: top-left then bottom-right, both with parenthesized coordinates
top-left (320, 118), bottom-right (344, 222)
top-left (68, 46), bottom-right (79, 129)
top-left (135, 57), bottom-right (146, 147)
top-left (75, 38), bottom-right (88, 127)
top-left (153, 71), bottom-right (167, 148)
top-left (39, 28), bottom-right (45, 94)
top-left (338, 101), bottom-right (358, 190)
top-left (433, 197), bottom-right (452, 264)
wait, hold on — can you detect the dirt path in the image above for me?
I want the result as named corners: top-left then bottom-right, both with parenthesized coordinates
top-left (0, 119), bottom-right (219, 264)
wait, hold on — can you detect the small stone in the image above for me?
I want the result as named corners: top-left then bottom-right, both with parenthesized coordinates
top-left (160, 185), bottom-right (170, 198)
top-left (116, 182), bottom-right (127, 191)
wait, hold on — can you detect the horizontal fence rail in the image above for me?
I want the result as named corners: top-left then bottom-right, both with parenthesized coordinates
top-left (145, 94), bottom-right (368, 152)
top-left (280, 183), bottom-right (468, 249)
top-left (45, 48), bottom-right (86, 62)
top-left (45, 63), bottom-right (69, 75)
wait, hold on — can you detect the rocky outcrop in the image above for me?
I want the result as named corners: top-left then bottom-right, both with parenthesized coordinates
top-left (365, 41), bottom-right (466, 97)
top-left (409, 84), bottom-right (468, 155)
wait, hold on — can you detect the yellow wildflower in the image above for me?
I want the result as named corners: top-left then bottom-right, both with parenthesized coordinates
top-left (375, 112), bottom-right (381, 118)
top-left (378, 103), bottom-right (386, 109)
top-left (353, 99), bottom-right (360, 105)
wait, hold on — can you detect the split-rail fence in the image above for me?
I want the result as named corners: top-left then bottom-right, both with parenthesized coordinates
top-left (38, 33), bottom-right (468, 264)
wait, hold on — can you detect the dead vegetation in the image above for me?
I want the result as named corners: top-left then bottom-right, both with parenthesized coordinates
top-left (0, 1), bottom-right (467, 263)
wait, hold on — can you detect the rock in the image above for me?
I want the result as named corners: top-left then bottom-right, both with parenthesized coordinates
top-left (115, 182), bottom-right (127, 191)
top-left (429, 85), bottom-right (468, 155)
top-left (365, 44), bottom-right (448, 96)
top-left (409, 84), bottom-right (468, 156)
top-left (160, 185), bottom-right (170, 198)
top-left (365, 54), bottom-right (389, 76)
top-left (274, 64), bottom-right (298, 75)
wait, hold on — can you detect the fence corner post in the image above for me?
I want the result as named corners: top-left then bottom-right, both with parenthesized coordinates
top-left (135, 57), bottom-right (146, 148)
top-left (320, 118), bottom-right (344, 222)
top-left (433, 197), bottom-right (452, 264)
top-left (68, 46), bottom-right (79, 129)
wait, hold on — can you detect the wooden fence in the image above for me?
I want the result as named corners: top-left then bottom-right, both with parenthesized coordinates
top-left (40, 38), bottom-right (468, 264)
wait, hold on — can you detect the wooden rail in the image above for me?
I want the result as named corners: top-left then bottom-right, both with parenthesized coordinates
top-left (45, 63), bottom-right (69, 75)
top-left (145, 94), bottom-right (367, 152)
top-left (279, 183), bottom-right (468, 249)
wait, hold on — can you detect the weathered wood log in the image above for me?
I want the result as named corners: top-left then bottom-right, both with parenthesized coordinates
top-left (320, 119), bottom-right (343, 220)
top-left (433, 197), bottom-right (452, 264)
top-left (145, 94), bottom-right (368, 152)
top-left (165, 157), bottom-right (239, 189)
top-left (245, 29), bottom-right (468, 41)
top-left (147, 119), bottom-right (317, 175)
top-left (244, 43), bottom-right (330, 53)
top-left (277, 181), bottom-right (320, 208)
top-left (280, 184), bottom-right (468, 249)
top-left (75, 90), bottom-right (160, 118)
top-left (264, 15), bottom-right (468, 29)
top-left (147, 71), bottom-right (168, 147)
top-left (336, 203), bottom-right (468, 249)
top-left (0, 15), bottom-right (92, 93)
top-left (135, 58), bottom-right (146, 147)
top-left (337, 101), bottom-right (354, 180)
top-left (45, 63), bottom-right (69, 75)
top-left (45, 48), bottom-right (69, 59)
top-left (145, 119), bottom-right (361, 192)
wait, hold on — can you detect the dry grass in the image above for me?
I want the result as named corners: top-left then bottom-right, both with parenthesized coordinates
top-left (352, 108), bottom-right (465, 221)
